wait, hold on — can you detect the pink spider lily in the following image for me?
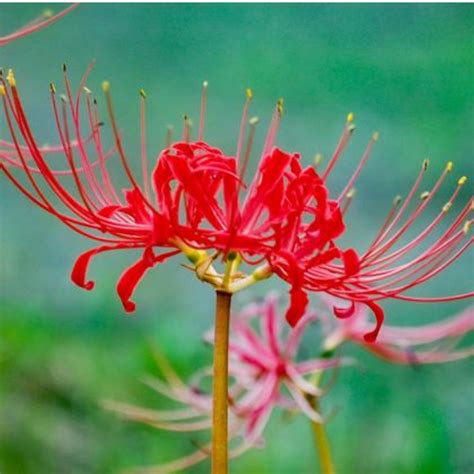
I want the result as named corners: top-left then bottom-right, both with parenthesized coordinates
top-left (104, 294), bottom-right (344, 472)
top-left (211, 293), bottom-right (346, 439)
top-left (319, 296), bottom-right (474, 364)
top-left (0, 4), bottom-right (78, 47)
top-left (103, 365), bottom-right (254, 473)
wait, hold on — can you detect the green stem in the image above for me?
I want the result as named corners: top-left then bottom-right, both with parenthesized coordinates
top-left (310, 397), bottom-right (335, 474)
top-left (309, 371), bottom-right (335, 474)
top-left (211, 290), bottom-right (231, 474)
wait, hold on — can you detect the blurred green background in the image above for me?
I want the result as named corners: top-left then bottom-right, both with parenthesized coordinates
top-left (0, 3), bottom-right (473, 473)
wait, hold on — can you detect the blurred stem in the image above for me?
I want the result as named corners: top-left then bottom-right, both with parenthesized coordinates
top-left (309, 372), bottom-right (335, 474)
top-left (310, 398), bottom-right (335, 474)
top-left (212, 290), bottom-right (231, 474)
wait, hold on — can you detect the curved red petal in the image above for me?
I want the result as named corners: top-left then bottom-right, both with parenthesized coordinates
top-left (116, 247), bottom-right (156, 313)
top-left (285, 286), bottom-right (309, 327)
top-left (333, 300), bottom-right (356, 319)
top-left (71, 245), bottom-right (119, 290)
top-left (342, 248), bottom-right (360, 276)
top-left (116, 248), bottom-right (180, 313)
top-left (363, 300), bottom-right (385, 343)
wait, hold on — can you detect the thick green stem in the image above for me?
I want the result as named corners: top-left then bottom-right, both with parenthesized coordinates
top-left (212, 291), bottom-right (231, 474)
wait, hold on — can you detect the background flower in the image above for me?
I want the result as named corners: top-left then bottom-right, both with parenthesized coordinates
top-left (0, 4), bottom-right (77, 47)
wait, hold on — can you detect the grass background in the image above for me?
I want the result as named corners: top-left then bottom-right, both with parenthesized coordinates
top-left (1, 3), bottom-right (473, 473)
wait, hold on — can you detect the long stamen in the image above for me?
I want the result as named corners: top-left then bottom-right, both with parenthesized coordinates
top-left (102, 80), bottom-right (157, 213)
top-left (364, 159), bottom-right (430, 256)
top-left (198, 80), bottom-right (208, 141)
top-left (262, 98), bottom-right (283, 157)
top-left (338, 131), bottom-right (379, 201)
top-left (0, 86), bottom-right (127, 242)
top-left (62, 64), bottom-right (108, 207)
top-left (183, 115), bottom-right (191, 143)
top-left (86, 93), bottom-right (122, 205)
top-left (364, 177), bottom-right (470, 271)
top-left (166, 125), bottom-right (174, 147)
top-left (4, 72), bottom-right (98, 226)
top-left (139, 88), bottom-right (150, 199)
top-left (0, 4), bottom-right (78, 47)
top-left (0, 164), bottom-right (128, 243)
top-left (366, 160), bottom-right (454, 262)
top-left (239, 116), bottom-right (259, 183)
top-left (236, 88), bottom-right (253, 164)
top-left (321, 113), bottom-right (355, 180)
top-left (341, 188), bottom-right (356, 216)
top-left (59, 93), bottom-right (102, 215)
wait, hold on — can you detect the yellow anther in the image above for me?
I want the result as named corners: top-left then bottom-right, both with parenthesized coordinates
top-left (372, 131), bottom-right (380, 141)
top-left (422, 159), bottom-right (430, 171)
top-left (442, 202), bottom-right (452, 213)
top-left (420, 191), bottom-right (430, 201)
top-left (458, 176), bottom-right (467, 186)
top-left (101, 81), bottom-right (110, 93)
top-left (347, 112), bottom-right (354, 123)
top-left (246, 88), bottom-right (253, 100)
top-left (253, 265), bottom-right (272, 281)
top-left (6, 69), bottom-right (16, 87)
top-left (464, 221), bottom-right (472, 234)
top-left (83, 86), bottom-right (92, 95)
top-left (203, 80), bottom-right (209, 88)
top-left (346, 188), bottom-right (356, 199)
top-left (394, 195), bottom-right (402, 205)
top-left (60, 94), bottom-right (68, 103)
top-left (49, 82), bottom-right (56, 94)
top-left (249, 116), bottom-right (260, 126)
top-left (277, 98), bottom-right (284, 116)
top-left (446, 161), bottom-right (453, 172)
top-left (314, 153), bottom-right (323, 167)
top-left (347, 123), bottom-right (356, 133)
top-left (139, 88), bottom-right (146, 99)
top-left (0, 85), bottom-right (5, 96)
top-left (43, 9), bottom-right (54, 18)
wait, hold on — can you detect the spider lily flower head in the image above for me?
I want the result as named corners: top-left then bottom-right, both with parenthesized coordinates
top-left (1, 68), bottom-right (472, 340)
top-left (319, 296), bottom-right (474, 364)
top-left (0, 68), bottom-right (354, 318)
top-left (0, 4), bottom-right (78, 47)
top-left (104, 294), bottom-right (345, 472)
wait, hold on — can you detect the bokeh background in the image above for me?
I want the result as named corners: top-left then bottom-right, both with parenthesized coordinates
top-left (1, 3), bottom-right (473, 473)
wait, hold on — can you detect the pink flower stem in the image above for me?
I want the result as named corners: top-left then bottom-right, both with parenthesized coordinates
top-left (212, 290), bottom-right (232, 474)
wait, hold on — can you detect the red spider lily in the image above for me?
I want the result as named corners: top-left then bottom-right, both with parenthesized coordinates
top-left (104, 293), bottom-right (344, 472)
top-left (1, 69), bottom-right (472, 340)
top-left (0, 69), bottom-right (354, 320)
top-left (0, 4), bottom-right (78, 47)
top-left (319, 296), bottom-right (474, 364)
